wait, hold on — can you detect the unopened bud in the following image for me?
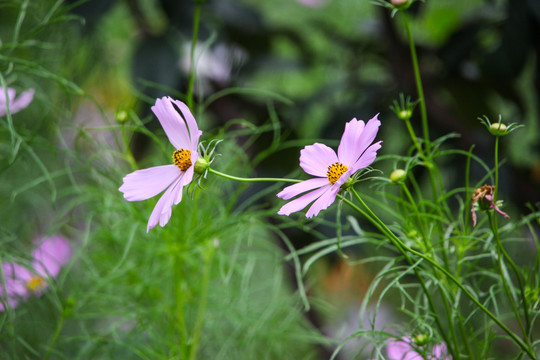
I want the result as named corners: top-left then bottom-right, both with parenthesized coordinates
top-left (414, 334), bottom-right (429, 346)
top-left (489, 122), bottom-right (508, 136)
top-left (398, 109), bottom-right (412, 120)
top-left (390, 169), bottom-right (406, 183)
top-left (194, 156), bottom-right (210, 174)
top-left (116, 109), bottom-right (129, 124)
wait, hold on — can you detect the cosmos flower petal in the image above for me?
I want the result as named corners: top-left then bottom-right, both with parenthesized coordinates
top-left (119, 165), bottom-right (181, 201)
top-left (277, 185), bottom-right (330, 216)
top-left (32, 236), bottom-right (72, 278)
top-left (276, 178), bottom-right (329, 200)
top-left (0, 88), bottom-right (34, 117)
top-left (349, 141), bottom-right (382, 173)
top-left (337, 118), bottom-right (365, 165)
top-left (170, 98), bottom-right (203, 148)
top-left (305, 184), bottom-right (340, 218)
top-left (151, 97), bottom-right (192, 150)
top-left (338, 115), bottom-right (381, 166)
top-left (387, 338), bottom-right (422, 360)
top-left (147, 176), bottom-right (184, 232)
top-left (300, 143), bottom-right (338, 177)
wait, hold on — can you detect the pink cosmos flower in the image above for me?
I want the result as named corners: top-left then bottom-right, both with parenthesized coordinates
top-left (385, 337), bottom-right (452, 360)
top-left (0, 87), bottom-right (35, 117)
top-left (277, 115), bottom-right (382, 218)
top-left (119, 97), bottom-right (202, 232)
top-left (0, 235), bottom-right (72, 311)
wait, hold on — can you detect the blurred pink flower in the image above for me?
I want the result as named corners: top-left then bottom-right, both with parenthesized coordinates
top-left (119, 97), bottom-right (202, 232)
top-left (471, 185), bottom-right (509, 226)
top-left (277, 115), bottom-right (382, 218)
top-left (0, 235), bottom-right (72, 311)
top-left (0, 87), bottom-right (35, 117)
top-left (297, 0), bottom-right (328, 8)
top-left (385, 337), bottom-right (452, 360)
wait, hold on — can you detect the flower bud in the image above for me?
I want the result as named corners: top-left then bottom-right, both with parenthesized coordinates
top-left (115, 108), bottom-right (129, 124)
top-left (489, 122), bottom-right (508, 136)
top-left (390, 169), bottom-right (406, 183)
top-left (194, 156), bottom-right (210, 174)
top-left (414, 334), bottom-right (429, 346)
top-left (398, 109), bottom-right (412, 120)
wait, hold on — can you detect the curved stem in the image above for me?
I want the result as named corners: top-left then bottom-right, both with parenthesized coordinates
top-left (347, 188), bottom-right (535, 359)
top-left (208, 168), bottom-right (300, 183)
top-left (44, 311), bottom-right (65, 360)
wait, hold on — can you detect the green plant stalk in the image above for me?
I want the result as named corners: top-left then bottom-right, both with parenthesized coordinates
top-left (488, 213), bottom-right (528, 342)
top-left (401, 12), bottom-right (430, 153)
top-left (44, 311), bottom-right (65, 360)
top-left (187, 1), bottom-right (202, 111)
top-left (404, 118), bottom-right (425, 158)
top-left (188, 241), bottom-right (216, 360)
top-left (174, 251), bottom-right (188, 359)
top-left (122, 123), bottom-right (138, 171)
top-left (208, 168), bottom-right (300, 184)
top-left (338, 191), bottom-right (456, 357)
top-left (348, 188), bottom-right (536, 359)
top-left (492, 134), bottom-right (531, 333)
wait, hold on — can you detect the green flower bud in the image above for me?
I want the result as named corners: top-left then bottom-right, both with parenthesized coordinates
top-left (414, 334), bottom-right (429, 346)
top-left (489, 122), bottom-right (508, 136)
top-left (116, 109), bottom-right (129, 124)
top-left (194, 156), bottom-right (210, 174)
top-left (390, 169), bottom-right (406, 183)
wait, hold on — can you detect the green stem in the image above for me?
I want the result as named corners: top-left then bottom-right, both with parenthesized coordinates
top-left (187, 1), bottom-right (202, 111)
top-left (404, 118), bottom-right (425, 157)
top-left (402, 12), bottom-right (430, 153)
top-left (44, 312), bottom-right (65, 360)
top-left (494, 135), bottom-right (499, 201)
top-left (340, 191), bottom-right (456, 357)
top-left (208, 168), bottom-right (300, 183)
top-left (188, 241), bottom-right (216, 360)
top-left (347, 188), bottom-right (536, 359)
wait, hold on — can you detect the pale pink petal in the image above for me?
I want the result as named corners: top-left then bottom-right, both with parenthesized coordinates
top-left (174, 162), bottom-right (196, 205)
top-left (170, 98), bottom-right (202, 149)
top-left (305, 184), bottom-right (340, 218)
top-left (277, 178), bottom-right (329, 200)
top-left (9, 89), bottom-right (34, 114)
top-left (387, 338), bottom-right (422, 360)
top-left (349, 141), bottom-right (382, 173)
top-left (1, 88), bottom-right (34, 117)
top-left (32, 236), bottom-right (72, 278)
top-left (338, 115), bottom-right (381, 166)
top-left (151, 97), bottom-right (191, 150)
top-left (337, 118), bottom-right (365, 165)
top-left (147, 176), bottom-right (184, 232)
top-left (300, 143), bottom-right (338, 177)
top-left (119, 165), bottom-right (181, 201)
top-left (432, 343), bottom-right (451, 359)
top-left (277, 185), bottom-right (330, 216)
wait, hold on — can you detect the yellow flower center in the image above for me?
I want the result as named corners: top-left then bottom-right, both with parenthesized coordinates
top-left (26, 276), bottom-right (46, 292)
top-left (172, 149), bottom-right (192, 171)
top-left (327, 162), bottom-right (348, 185)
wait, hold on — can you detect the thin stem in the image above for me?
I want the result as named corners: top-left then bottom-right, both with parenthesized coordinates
top-left (44, 311), bottom-right (65, 360)
top-left (402, 12), bottom-right (430, 153)
top-left (347, 188), bottom-right (536, 359)
top-left (208, 168), bottom-right (300, 184)
top-left (494, 135), bottom-right (500, 201)
top-left (339, 191), bottom-right (456, 357)
top-left (188, 241), bottom-right (216, 360)
top-left (187, 1), bottom-right (202, 111)
top-left (404, 118), bottom-right (425, 157)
